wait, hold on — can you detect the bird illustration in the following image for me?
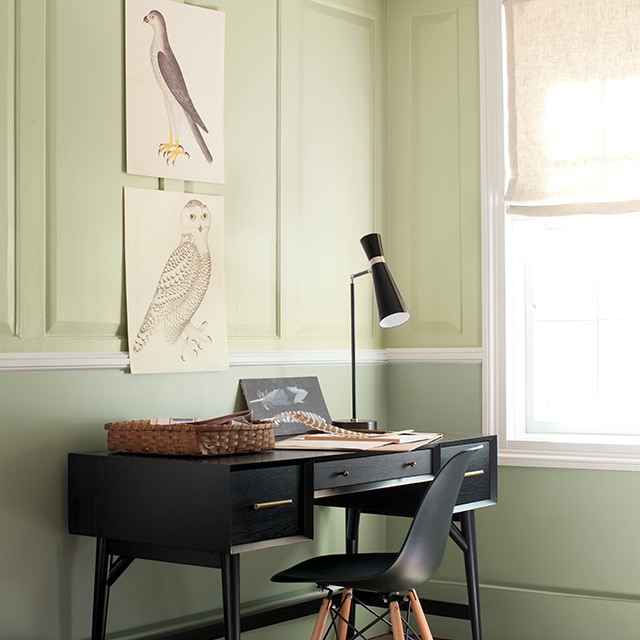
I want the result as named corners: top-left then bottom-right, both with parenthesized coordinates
top-left (143, 9), bottom-right (213, 165)
top-left (133, 199), bottom-right (213, 359)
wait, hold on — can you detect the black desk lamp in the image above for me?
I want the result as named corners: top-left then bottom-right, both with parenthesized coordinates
top-left (332, 233), bottom-right (410, 430)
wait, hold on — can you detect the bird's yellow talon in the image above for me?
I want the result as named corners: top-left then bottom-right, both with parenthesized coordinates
top-left (157, 134), bottom-right (190, 165)
top-left (158, 139), bottom-right (190, 165)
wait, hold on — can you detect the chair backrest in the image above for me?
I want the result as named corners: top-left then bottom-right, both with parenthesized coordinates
top-left (369, 448), bottom-right (476, 592)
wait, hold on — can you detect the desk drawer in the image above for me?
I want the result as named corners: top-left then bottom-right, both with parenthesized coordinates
top-left (441, 439), bottom-right (495, 506)
top-left (314, 450), bottom-right (432, 492)
top-left (230, 465), bottom-right (310, 547)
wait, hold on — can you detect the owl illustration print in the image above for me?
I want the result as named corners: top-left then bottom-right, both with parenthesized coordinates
top-left (134, 198), bottom-right (213, 361)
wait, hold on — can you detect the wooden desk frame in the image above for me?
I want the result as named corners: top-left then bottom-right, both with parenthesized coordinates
top-left (68, 435), bottom-right (497, 640)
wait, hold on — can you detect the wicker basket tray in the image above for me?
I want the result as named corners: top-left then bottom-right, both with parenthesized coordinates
top-left (105, 410), bottom-right (275, 456)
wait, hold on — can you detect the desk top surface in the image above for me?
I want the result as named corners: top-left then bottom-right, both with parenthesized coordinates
top-left (71, 433), bottom-right (493, 468)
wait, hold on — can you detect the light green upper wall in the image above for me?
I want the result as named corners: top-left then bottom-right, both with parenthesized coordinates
top-left (0, 0), bottom-right (481, 356)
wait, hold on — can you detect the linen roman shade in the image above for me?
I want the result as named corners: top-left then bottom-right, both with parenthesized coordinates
top-left (503, 0), bottom-right (640, 216)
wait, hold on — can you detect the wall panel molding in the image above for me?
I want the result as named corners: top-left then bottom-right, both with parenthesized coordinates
top-left (386, 0), bottom-right (481, 349)
top-left (0, 1), bottom-right (16, 337)
top-left (15, 0), bottom-right (47, 340)
top-left (45, 0), bottom-right (128, 340)
top-left (224, 0), bottom-right (279, 340)
top-left (279, 0), bottom-right (385, 345)
top-left (410, 9), bottom-right (463, 336)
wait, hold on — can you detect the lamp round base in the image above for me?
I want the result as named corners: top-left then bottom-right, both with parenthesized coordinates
top-left (332, 419), bottom-right (378, 431)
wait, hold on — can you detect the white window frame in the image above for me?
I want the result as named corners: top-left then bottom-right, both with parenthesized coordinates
top-left (480, 0), bottom-right (640, 471)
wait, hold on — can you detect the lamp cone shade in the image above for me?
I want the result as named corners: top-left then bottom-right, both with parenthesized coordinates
top-left (360, 233), bottom-right (410, 328)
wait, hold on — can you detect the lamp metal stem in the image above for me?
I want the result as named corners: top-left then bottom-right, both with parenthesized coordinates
top-left (350, 270), bottom-right (369, 422)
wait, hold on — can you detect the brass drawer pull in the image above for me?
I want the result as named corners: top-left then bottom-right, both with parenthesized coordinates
top-left (341, 470), bottom-right (350, 477)
top-left (408, 461), bottom-right (417, 468)
top-left (253, 499), bottom-right (294, 510)
top-left (464, 470), bottom-right (484, 478)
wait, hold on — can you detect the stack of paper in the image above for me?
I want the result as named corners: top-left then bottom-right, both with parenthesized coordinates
top-left (274, 431), bottom-right (442, 452)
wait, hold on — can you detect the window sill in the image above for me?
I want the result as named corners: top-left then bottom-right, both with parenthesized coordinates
top-left (493, 437), bottom-right (640, 471)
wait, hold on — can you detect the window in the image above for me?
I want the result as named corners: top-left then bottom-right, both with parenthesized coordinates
top-left (481, 0), bottom-right (640, 470)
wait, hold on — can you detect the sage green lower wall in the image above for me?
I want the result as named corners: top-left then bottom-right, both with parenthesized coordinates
top-left (5, 361), bottom-right (640, 640)
top-left (387, 363), bottom-right (640, 640)
top-left (0, 363), bottom-right (388, 640)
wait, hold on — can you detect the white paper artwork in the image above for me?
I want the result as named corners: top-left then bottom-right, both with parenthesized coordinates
top-left (124, 187), bottom-right (229, 374)
top-left (125, 0), bottom-right (225, 183)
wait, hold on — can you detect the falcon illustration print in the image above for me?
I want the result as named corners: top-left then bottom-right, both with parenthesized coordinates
top-left (133, 199), bottom-right (213, 360)
top-left (143, 9), bottom-right (213, 165)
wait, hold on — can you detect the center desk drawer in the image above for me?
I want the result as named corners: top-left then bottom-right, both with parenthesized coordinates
top-left (314, 450), bottom-right (432, 493)
top-left (230, 465), bottom-right (311, 548)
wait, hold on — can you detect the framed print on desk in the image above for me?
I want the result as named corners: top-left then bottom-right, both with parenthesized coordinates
top-left (240, 376), bottom-right (332, 436)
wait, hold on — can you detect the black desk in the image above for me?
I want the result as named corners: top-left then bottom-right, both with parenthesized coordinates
top-left (68, 434), bottom-right (496, 640)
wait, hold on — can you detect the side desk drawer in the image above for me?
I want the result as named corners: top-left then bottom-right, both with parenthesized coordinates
top-left (314, 450), bottom-right (432, 492)
top-left (440, 439), bottom-right (496, 507)
top-left (231, 465), bottom-right (310, 546)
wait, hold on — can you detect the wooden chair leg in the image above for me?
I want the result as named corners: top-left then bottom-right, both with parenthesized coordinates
top-left (310, 596), bottom-right (332, 640)
top-left (407, 589), bottom-right (435, 640)
top-left (336, 588), bottom-right (353, 640)
top-left (388, 599), bottom-right (405, 640)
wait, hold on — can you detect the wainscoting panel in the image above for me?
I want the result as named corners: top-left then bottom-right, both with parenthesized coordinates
top-left (222, 0), bottom-right (279, 340)
top-left (279, 0), bottom-right (386, 348)
top-left (45, 0), bottom-right (126, 341)
top-left (386, 0), bottom-right (481, 348)
top-left (0, 0), bottom-right (15, 338)
top-left (14, 0), bottom-right (49, 344)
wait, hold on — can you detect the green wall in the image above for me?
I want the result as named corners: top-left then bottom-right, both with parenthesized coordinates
top-left (2, 1), bottom-right (638, 639)
top-left (0, 364), bottom-right (388, 639)
top-left (387, 364), bottom-right (640, 640)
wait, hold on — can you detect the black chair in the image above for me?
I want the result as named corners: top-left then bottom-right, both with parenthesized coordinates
top-left (271, 448), bottom-right (476, 640)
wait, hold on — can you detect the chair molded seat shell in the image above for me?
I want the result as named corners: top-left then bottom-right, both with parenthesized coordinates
top-left (272, 552), bottom-right (397, 589)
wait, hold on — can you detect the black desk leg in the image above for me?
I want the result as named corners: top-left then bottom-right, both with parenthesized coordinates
top-left (344, 508), bottom-right (362, 639)
top-left (345, 508), bottom-right (361, 555)
top-left (460, 511), bottom-right (482, 640)
top-left (221, 553), bottom-right (241, 640)
top-left (91, 538), bottom-right (110, 640)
